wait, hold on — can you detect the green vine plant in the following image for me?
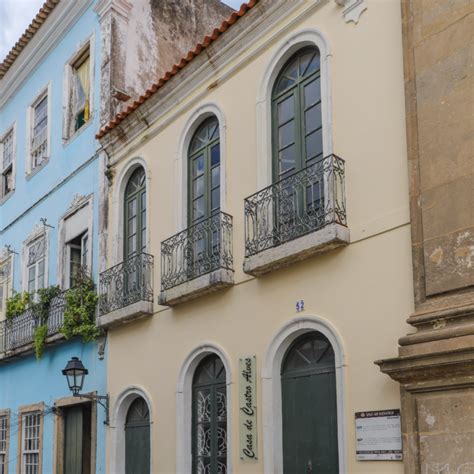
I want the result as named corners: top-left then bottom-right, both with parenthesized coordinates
top-left (5, 268), bottom-right (100, 359)
top-left (31, 285), bottom-right (61, 360)
top-left (61, 269), bottom-right (100, 343)
top-left (5, 291), bottom-right (31, 320)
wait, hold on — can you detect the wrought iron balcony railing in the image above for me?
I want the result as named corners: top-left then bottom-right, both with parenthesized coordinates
top-left (0, 291), bottom-right (66, 356)
top-left (98, 252), bottom-right (154, 316)
top-left (244, 154), bottom-right (347, 257)
top-left (161, 212), bottom-right (233, 291)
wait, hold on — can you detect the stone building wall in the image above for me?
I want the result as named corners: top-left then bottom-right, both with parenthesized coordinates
top-left (377, 1), bottom-right (474, 472)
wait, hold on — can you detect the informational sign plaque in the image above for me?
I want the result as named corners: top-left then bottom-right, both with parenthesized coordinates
top-left (239, 356), bottom-right (257, 460)
top-left (355, 409), bottom-right (403, 461)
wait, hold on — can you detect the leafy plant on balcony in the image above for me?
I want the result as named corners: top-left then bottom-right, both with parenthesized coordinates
top-left (31, 285), bottom-right (61, 360)
top-left (5, 291), bottom-right (31, 320)
top-left (61, 270), bottom-right (100, 343)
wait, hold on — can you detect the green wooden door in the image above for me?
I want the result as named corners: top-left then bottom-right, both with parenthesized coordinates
top-left (63, 404), bottom-right (91, 474)
top-left (192, 354), bottom-right (227, 474)
top-left (125, 397), bottom-right (150, 474)
top-left (124, 167), bottom-right (147, 259)
top-left (281, 332), bottom-right (339, 473)
top-left (272, 48), bottom-right (324, 239)
top-left (187, 117), bottom-right (221, 272)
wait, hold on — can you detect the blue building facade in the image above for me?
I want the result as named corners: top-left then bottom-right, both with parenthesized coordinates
top-left (0, 1), bottom-right (107, 472)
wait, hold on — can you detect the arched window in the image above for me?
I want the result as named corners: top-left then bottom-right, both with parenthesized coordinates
top-left (192, 354), bottom-right (227, 474)
top-left (188, 116), bottom-right (220, 226)
top-left (281, 331), bottom-right (338, 473)
top-left (124, 167), bottom-right (146, 259)
top-left (272, 47), bottom-right (322, 182)
top-left (125, 397), bottom-right (150, 474)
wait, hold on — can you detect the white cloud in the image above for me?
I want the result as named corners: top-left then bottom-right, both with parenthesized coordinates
top-left (0, 0), bottom-right (44, 60)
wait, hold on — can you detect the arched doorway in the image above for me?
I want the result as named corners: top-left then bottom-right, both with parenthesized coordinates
top-left (192, 354), bottom-right (227, 474)
top-left (125, 397), bottom-right (150, 474)
top-left (281, 331), bottom-right (338, 473)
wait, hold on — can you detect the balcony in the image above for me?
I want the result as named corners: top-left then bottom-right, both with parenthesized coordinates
top-left (98, 252), bottom-right (154, 328)
top-left (0, 291), bottom-right (66, 360)
top-left (159, 212), bottom-right (234, 306)
top-left (244, 154), bottom-right (349, 276)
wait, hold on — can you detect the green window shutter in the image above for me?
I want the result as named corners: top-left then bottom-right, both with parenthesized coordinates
top-left (124, 167), bottom-right (147, 259)
top-left (188, 117), bottom-right (221, 227)
top-left (271, 47), bottom-right (323, 182)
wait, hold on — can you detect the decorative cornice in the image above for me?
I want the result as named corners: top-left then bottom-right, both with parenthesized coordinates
top-left (93, 0), bottom-right (132, 22)
top-left (24, 223), bottom-right (46, 246)
top-left (0, 0), bottom-right (93, 108)
top-left (334, 0), bottom-right (367, 24)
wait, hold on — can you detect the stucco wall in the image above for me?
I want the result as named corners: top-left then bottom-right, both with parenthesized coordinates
top-left (102, 0), bottom-right (413, 472)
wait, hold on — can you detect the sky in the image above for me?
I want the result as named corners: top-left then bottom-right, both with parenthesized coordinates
top-left (0, 0), bottom-right (245, 60)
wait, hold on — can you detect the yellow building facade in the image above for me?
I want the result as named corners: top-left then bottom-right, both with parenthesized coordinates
top-left (97, 1), bottom-right (413, 472)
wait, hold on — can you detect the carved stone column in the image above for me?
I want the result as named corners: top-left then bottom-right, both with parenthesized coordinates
top-left (376, 0), bottom-right (474, 472)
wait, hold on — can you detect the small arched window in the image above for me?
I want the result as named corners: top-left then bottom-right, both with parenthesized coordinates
top-left (188, 116), bottom-right (220, 227)
top-left (281, 332), bottom-right (338, 472)
top-left (272, 47), bottom-right (322, 182)
top-left (124, 166), bottom-right (146, 259)
top-left (192, 354), bottom-right (227, 474)
top-left (125, 397), bottom-right (150, 474)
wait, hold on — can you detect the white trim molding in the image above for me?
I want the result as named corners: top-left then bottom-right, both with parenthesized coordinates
top-left (334, 0), bottom-right (367, 24)
top-left (111, 157), bottom-right (150, 265)
top-left (110, 385), bottom-right (154, 474)
top-left (176, 342), bottom-right (233, 474)
top-left (57, 193), bottom-right (94, 288)
top-left (175, 103), bottom-right (227, 232)
top-left (25, 83), bottom-right (52, 177)
top-left (62, 34), bottom-right (96, 144)
top-left (21, 224), bottom-right (49, 293)
top-left (261, 316), bottom-right (347, 474)
top-left (256, 28), bottom-right (333, 189)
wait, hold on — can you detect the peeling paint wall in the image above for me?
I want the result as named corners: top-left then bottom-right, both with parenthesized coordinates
top-left (99, 0), bottom-right (232, 125)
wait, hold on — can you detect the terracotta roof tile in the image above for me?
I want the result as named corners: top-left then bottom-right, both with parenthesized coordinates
top-left (0, 0), bottom-right (60, 79)
top-left (96, 0), bottom-right (258, 139)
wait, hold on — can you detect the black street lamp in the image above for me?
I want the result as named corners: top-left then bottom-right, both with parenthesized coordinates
top-left (62, 357), bottom-right (109, 425)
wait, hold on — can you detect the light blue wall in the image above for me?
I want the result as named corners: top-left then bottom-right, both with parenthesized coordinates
top-left (0, 2), bottom-right (107, 473)
top-left (0, 340), bottom-right (107, 473)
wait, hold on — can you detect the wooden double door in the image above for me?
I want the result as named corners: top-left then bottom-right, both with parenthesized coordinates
top-left (281, 332), bottom-right (339, 473)
top-left (62, 404), bottom-right (92, 474)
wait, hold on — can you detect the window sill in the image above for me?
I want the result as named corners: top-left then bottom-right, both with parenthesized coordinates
top-left (243, 223), bottom-right (350, 276)
top-left (96, 300), bottom-right (154, 329)
top-left (26, 158), bottom-right (49, 180)
top-left (158, 268), bottom-right (234, 307)
top-left (62, 116), bottom-right (94, 147)
top-left (0, 190), bottom-right (14, 205)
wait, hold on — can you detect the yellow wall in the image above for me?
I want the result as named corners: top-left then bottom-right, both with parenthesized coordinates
top-left (104, 0), bottom-right (412, 472)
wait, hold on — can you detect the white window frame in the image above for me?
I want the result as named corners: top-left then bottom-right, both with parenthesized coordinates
top-left (18, 405), bottom-right (43, 474)
top-left (0, 124), bottom-right (16, 201)
top-left (26, 84), bottom-right (51, 176)
top-left (22, 226), bottom-right (49, 294)
top-left (0, 409), bottom-right (10, 474)
top-left (57, 194), bottom-right (93, 289)
top-left (66, 231), bottom-right (89, 288)
top-left (0, 254), bottom-right (13, 321)
top-left (62, 36), bottom-right (95, 143)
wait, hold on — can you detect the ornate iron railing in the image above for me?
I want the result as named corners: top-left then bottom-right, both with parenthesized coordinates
top-left (244, 154), bottom-right (346, 257)
top-left (161, 212), bottom-right (233, 291)
top-left (98, 252), bottom-right (154, 316)
top-left (0, 291), bottom-right (66, 356)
